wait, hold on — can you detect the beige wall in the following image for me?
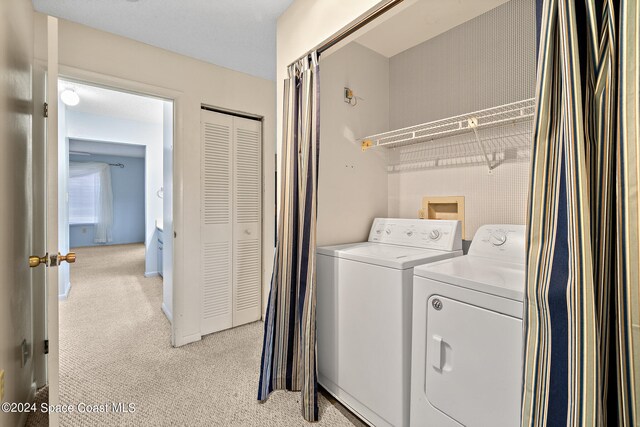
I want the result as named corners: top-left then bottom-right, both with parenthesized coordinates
top-left (0, 0), bottom-right (36, 425)
top-left (318, 42), bottom-right (390, 246)
top-left (34, 13), bottom-right (276, 346)
top-left (276, 0), bottom-right (390, 192)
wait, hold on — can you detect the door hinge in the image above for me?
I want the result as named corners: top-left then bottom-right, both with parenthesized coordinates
top-left (44, 339), bottom-right (49, 355)
top-left (43, 102), bottom-right (49, 118)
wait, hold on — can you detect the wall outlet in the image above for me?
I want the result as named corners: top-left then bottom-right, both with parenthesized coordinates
top-left (0, 369), bottom-right (4, 401)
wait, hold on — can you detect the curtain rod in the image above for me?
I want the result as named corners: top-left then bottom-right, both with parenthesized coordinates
top-left (293, 0), bottom-right (404, 63)
top-left (69, 158), bottom-right (125, 168)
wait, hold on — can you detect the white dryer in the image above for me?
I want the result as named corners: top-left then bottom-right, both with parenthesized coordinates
top-left (410, 224), bottom-right (526, 427)
top-left (317, 218), bottom-right (463, 427)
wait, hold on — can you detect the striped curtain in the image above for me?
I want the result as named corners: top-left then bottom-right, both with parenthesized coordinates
top-left (258, 52), bottom-right (320, 422)
top-left (523, 0), bottom-right (639, 425)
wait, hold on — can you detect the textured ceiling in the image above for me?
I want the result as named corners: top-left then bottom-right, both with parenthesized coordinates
top-left (33, 0), bottom-right (294, 81)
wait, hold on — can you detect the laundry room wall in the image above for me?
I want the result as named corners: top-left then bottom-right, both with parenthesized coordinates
top-left (318, 42), bottom-right (390, 246)
top-left (277, 0), bottom-right (390, 165)
top-left (277, 0), bottom-right (396, 245)
top-left (387, 0), bottom-right (536, 239)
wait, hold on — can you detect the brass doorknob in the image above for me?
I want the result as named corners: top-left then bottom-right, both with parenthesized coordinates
top-left (29, 253), bottom-right (49, 268)
top-left (58, 252), bottom-right (76, 264)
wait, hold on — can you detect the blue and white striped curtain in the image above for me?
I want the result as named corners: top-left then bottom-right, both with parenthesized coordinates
top-left (258, 52), bottom-right (320, 422)
top-left (523, 0), bottom-right (639, 425)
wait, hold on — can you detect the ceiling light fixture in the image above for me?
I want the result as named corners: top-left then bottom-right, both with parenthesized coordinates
top-left (61, 89), bottom-right (80, 106)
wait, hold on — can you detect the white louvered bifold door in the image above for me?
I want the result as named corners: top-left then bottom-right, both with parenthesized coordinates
top-left (200, 110), bottom-right (233, 335)
top-left (200, 110), bottom-right (262, 336)
top-left (232, 117), bottom-right (262, 326)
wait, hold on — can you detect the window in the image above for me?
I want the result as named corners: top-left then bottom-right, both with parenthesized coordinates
top-left (68, 170), bottom-right (99, 224)
top-left (69, 161), bottom-right (113, 243)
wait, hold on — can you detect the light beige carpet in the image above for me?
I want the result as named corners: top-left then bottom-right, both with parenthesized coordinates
top-left (51, 243), bottom-right (364, 426)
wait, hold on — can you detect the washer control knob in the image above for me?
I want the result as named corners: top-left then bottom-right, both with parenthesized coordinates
top-left (406, 230), bottom-right (414, 237)
top-left (490, 231), bottom-right (508, 246)
top-left (375, 229), bottom-right (382, 235)
top-left (429, 229), bottom-right (441, 240)
top-left (385, 228), bottom-right (392, 235)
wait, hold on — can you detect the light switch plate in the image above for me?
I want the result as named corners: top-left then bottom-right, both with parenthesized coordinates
top-left (0, 369), bottom-right (5, 401)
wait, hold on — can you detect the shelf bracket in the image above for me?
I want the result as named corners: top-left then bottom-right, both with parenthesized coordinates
top-left (468, 117), bottom-right (495, 172)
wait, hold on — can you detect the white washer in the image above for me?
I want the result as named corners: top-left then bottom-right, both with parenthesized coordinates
top-left (317, 218), bottom-right (463, 427)
top-left (410, 224), bottom-right (526, 427)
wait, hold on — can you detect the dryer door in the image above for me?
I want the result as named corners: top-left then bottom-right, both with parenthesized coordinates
top-left (425, 295), bottom-right (522, 427)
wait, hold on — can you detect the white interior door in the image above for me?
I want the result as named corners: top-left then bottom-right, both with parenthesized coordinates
top-left (200, 110), bottom-right (262, 335)
top-left (200, 110), bottom-right (234, 334)
top-left (232, 117), bottom-right (262, 326)
top-left (45, 16), bottom-right (61, 427)
top-left (32, 64), bottom-right (48, 390)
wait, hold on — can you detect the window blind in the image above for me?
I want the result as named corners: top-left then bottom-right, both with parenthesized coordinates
top-left (68, 170), bottom-right (98, 224)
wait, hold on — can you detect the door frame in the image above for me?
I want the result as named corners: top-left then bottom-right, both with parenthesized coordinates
top-left (55, 64), bottom-right (184, 346)
top-left (39, 64), bottom-right (185, 425)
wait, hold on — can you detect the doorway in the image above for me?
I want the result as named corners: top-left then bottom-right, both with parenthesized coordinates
top-left (54, 79), bottom-right (175, 411)
top-left (58, 80), bottom-right (170, 280)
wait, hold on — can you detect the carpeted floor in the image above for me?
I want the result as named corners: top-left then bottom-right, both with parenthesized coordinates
top-left (30, 243), bottom-right (364, 427)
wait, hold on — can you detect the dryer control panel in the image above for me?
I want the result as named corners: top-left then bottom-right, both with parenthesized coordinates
top-left (468, 224), bottom-right (526, 264)
top-left (368, 218), bottom-right (462, 252)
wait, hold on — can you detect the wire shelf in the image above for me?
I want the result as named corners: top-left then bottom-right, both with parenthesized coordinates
top-left (385, 121), bottom-right (532, 172)
top-left (359, 98), bottom-right (535, 150)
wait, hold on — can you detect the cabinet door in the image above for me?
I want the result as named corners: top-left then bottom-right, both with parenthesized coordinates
top-left (232, 116), bottom-right (262, 326)
top-left (200, 110), bottom-right (233, 334)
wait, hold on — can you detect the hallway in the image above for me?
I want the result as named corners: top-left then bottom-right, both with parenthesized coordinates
top-left (58, 244), bottom-right (362, 426)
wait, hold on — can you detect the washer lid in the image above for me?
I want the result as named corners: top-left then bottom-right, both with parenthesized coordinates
top-left (414, 256), bottom-right (525, 301)
top-left (318, 242), bottom-right (460, 270)
top-left (317, 242), bottom-right (371, 257)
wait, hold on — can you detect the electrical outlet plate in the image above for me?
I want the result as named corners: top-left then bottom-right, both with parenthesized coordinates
top-left (0, 369), bottom-right (5, 401)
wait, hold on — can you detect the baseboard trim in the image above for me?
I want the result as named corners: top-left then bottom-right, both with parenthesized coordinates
top-left (144, 272), bottom-right (160, 278)
top-left (161, 302), bottom-right (173, 323)
top-left (19, 382), bottom-right (37, 427)
top-left (174, 332), bottom-right (201, 348)
top-left (58, 281), bottom-right (71, 300)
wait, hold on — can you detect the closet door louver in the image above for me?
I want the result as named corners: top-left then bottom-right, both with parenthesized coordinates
top-left (233, 119), bottom-right (262, 326)
top-left (200, 111), bottom-right (233, 335)
top-left (200, 109), bottom-right (262, 336)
